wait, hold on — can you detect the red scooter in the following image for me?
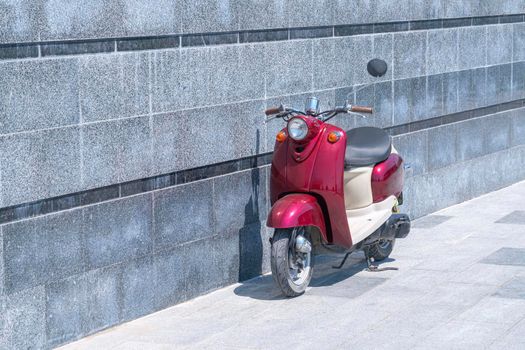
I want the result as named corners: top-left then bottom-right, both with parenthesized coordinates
top-left (266, 59), bottom-right (410, 297)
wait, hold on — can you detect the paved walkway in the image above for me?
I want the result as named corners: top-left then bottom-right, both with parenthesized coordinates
top-left (60, 181), bottom-right (525, 350)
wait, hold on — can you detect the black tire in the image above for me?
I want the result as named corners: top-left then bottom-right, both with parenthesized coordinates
top-left (368, 239), bottom-right (395, 261)
top-left (271, 228), bottom-right (314, 297)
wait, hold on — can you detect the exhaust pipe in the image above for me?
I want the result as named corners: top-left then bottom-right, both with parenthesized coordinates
top-left (363, 214), bottom-right (411, 245)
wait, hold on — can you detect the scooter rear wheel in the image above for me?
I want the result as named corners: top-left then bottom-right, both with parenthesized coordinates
top-left (368, 239), bottom-right (395, 261)
top-left (271, 228), bottom-right (314, 297)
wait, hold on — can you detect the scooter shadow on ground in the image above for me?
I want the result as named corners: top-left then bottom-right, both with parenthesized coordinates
top-left (233, 253), bottom-right (397, 301)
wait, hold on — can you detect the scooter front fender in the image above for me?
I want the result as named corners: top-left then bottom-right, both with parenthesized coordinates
top-left (267, 194), bottom-right (327, 242)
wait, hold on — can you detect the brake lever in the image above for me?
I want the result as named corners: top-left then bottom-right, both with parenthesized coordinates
top-left (348, 111), bottom-right (367, 119)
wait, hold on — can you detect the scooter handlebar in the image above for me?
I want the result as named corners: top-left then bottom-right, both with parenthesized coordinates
top-left (265, 106), bottom-right (282, 116)
top-left (350, 105), bottom-right (373, 114)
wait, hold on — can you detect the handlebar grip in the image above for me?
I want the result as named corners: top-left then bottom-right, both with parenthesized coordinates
top-left (351, 105), bottom-right (373, 114)
top-left (265, 107), bottom-right (282, 116)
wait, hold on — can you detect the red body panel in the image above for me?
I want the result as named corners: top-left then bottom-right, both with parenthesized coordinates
top-left (267, 194), bottom-right (328, 241)
top-left (371, 154), bottom-right (404, 203)
top-left (269, 119), bottom-right (353, 248)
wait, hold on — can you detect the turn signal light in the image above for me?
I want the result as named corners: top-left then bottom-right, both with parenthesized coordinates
top-left (276, 131), bottom-right (287, 143)
top-left (327, 131), bottom-right (341, 143)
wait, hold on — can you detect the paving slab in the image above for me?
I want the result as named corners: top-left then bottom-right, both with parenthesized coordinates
top-left (59, 180), bottom-right (525, 350)
top-left (495, 210), bottom-right (525, 225)
top-left (493, 276), bottom-right (525, 299)
top-left (412, 215), bottom-right (453, 228)
top-left (481, 247), bottom-right (525, 266)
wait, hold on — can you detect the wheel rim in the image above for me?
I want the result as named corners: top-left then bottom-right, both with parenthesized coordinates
top-left (287, 230), bottom-right (312, 286)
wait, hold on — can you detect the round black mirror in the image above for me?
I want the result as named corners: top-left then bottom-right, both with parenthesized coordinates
top-left (367, 58), bottom-right (388, 77)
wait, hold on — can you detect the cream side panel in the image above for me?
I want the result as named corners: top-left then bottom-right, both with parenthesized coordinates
top-left (347, 195), bottom-right (397, 244)
top-left (344, 166), bottom-right (373, 209)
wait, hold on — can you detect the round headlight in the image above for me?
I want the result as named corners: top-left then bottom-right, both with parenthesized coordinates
top-left (287, 118), bottom-right (309, 141)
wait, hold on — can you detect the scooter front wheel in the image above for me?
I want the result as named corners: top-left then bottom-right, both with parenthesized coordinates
top-left (271, 228), bottom-right (314, 297)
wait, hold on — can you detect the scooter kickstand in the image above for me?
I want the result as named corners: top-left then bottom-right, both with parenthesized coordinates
top-left (364, 247), bottom-right (399, 272)
top-left (332, 252), bottom-right (352, 269)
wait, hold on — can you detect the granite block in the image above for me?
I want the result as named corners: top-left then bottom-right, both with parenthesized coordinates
top-left (443, 71), bottom-right (459, 115)
top-left (121, 0), bottom-right (182, 37)
top-left (152, 44), bottom-right (265, 112)
top-left (45, 266), bottom-right (120, 347)
top-left (486, 64), bottom-right (512, 105)
top-left (181, 32), bottom-right (238, 46)
top-left (82, 116), bottom-right (153, 188)
top-left (182, 0), bottom-right (236, 33)
top-left (266, 40), bottom-right (313, 97)
top-left (214, 168), bottom-right (268, 236)
top-left (153, 180), bottom-right (214, 250)
top-left (487, 24), bottom-right (513, 65)
top-left (154, 246), bottom-right (187, 309)
top-left (287, 0), bottom-right (334, 27)
top-left (514, 23), bottom-right (525, 61)
top-left (291, 27), bottom-right (333, 40)
top-left (334, 0), bottom-right (375, 25)
top-left (239, 29), bottom-right (288, 43)
top-left (0, 126), bottom-right (81, 207)
top-left (427, 74), bottom-right (444, 118)
top-left (393, 31), bottom-right (426, 79)
top-left (427, 29), bottom-right (458, 75)
top-left (510, 108), bottom-right (525, 146)
top-left (0, 58), bottom-right (79, 134)
top-left (0, 286), bottom-right (45, 350)
top-left (184, 234), bottom-right (239, 297)
top-left (410, 19), bottom-right (443, 30)
top-left (372, 34), bottom-right (394, 82)
top-left (239, 0), bottom-right (292, 30)
top-left (374, 22), bottom-right (409, 33)
top-left (443, 0), bottom-right (477, 18)
top-left (0, 44), bottom-right (38, 60)
top-left (119, 255), bottom-right (157, 321)
top-left (83, 194), bottom-right (153, 269)
top-left (81, 122), bottom-right (120, 188)
top-left (79, 52), bottom-right (150, 123)
top-left (117, 36), bottom-right (179, 51)
top-left (427, 124), bottom-right (457, 171)
top-left (458, 26), bottom-right (487, 70)
top-left (238, 221), bottom-right (270, 281)
top-left (457, 117), bottom-right (486, 161)
top-left (313, 38), bottom-right (351, 90)
top-left (457, 68), bottom-right (487, 111)
top-left (334, 24), bottom-right (372, 37)
top-left (41, 40), bottom-right (114, 56)
top-left (392, 130), bottom-right (428, 177)
top-left (512, 62), bottom-right (525, 100)
top-left (0, 0), bottom-right (41, 43)
top-left (484, 112), bottom-right (512, 154)
top-left (374, 0), bottom-right (410, 23)
top-left (152, 100), bottom-right (266, 174)
top-left (42, 0), bottom-right (124, 40)
top-left (354, 81), bottom-right (393, 129)
top-left (116, 115), bottom-right (152, 183)
top-left (442, 18), bottom-right (472, 28)
top-left (0, 227), bottom-right (3, 295)
top-left (3, 210), bottom-right (85, 294)
top-left (393, 76), bottom-right (427, 124)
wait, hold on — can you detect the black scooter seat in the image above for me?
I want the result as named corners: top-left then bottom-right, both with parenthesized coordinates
top-left (345, 127), bottom-right (392, 167)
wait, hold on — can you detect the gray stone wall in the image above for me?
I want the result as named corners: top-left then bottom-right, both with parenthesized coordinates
top-left (1, 1), bottom-right (525, 348)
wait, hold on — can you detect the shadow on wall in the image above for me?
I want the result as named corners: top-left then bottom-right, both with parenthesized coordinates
top-left (238, 130), bottom-right (265, 281)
